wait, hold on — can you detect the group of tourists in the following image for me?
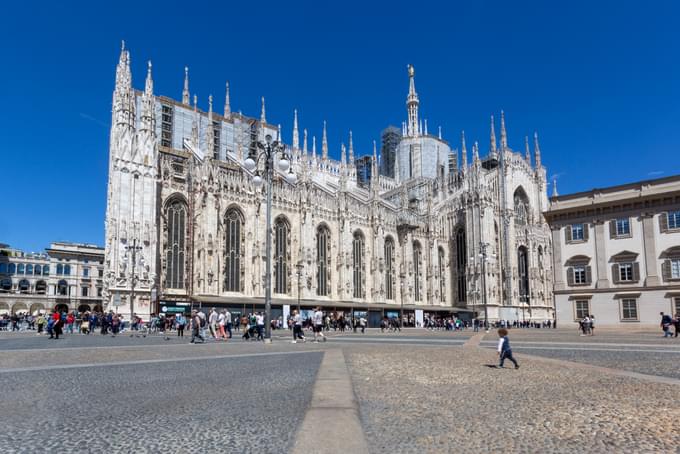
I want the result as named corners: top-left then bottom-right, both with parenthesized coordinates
top-left (579, 315), bottom-right (596, 336)
top-left (659, 312), bottom-right (680, 338)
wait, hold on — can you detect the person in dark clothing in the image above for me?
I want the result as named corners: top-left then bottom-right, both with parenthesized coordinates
top-left (190, 310), bottom-right (205, 344)
top-left (661, 312), bottom-right (673, 338)
top-left (497, 328), bottom-right (519, 369)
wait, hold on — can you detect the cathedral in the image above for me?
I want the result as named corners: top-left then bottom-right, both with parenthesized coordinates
top-left (104, 43), bottom-right (554, 325)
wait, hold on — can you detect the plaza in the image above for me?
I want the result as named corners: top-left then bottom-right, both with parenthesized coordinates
top-left (2, 327), bottom-right (680, 453)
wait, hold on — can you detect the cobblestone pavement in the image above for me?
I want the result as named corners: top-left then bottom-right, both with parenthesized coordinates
top-left (344, 344), bottom-right (680, 453)
top-left (0, 350), bottom-right (323, 454)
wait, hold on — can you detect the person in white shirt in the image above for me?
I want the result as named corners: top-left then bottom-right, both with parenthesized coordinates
top-left (292, 310), bottom-right (306, 343)
top-left (208, 308), bottom-right (219, 339)
top-left (225, 310), bottom-right (232, 339)
top-left (256, 312), bottom-right (265, 341)
top-left (217, 311), bottom-right (227, 340)
top-left (313, 307), bottom-right (326, 342)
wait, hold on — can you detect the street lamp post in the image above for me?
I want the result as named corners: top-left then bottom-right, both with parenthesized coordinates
top-left (125, 238), bottom-right (142, 321)
top-left (244, 132), bottom-right (297, 342)
top-left (295, 261), bottom-right (304, 314)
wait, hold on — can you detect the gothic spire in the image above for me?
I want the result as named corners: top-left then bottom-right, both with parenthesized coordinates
top-left (182, 66), bottom-right (190, 105)
top-left (206, 95), bottom-right (215, 156)
top-left (525, 136), bottom-right (531, 164)
top-left (424, 119), bottom-right (428, 136)
top-left (292, 109), bottom-right (299, 150)
top-left (322, 121), bottom-right (328, 160)
top-left (552, 178), bottom-right (558, 198)
top-left (312, 135), bottom-right (317, 160)
top-left (500, 110), bottom-right (508, 150)
top-left (473, 141), bottom-right (480, 163)
top-left (260, 96), bottom-right (266, 123)
top-left (461, 130), bottom-right (468, 168)
top-left (348, 130), bottom-right (354, 162)
top-left (191, 95), bottom-right (199, 146)
top-left (371, 140), bottom-right (379, 191)
top-left (340, 143), bottom-right (346, 165)
top-left (144, 60), bottom-right (153, 95)
top-left (224, 81), bottom-right (231, 117)
top-left (406, 64), bottom-right (420, 137)
top-left (534, 131), bottom-right (542, 167)
top-left (490, 115), bottom-right (497, 153)
top-left (438, 126), bottom-right (442, 140)
top-left (303, 129), bottom-right (308, 156)
top-left (114, 40), bottom-right (131, 95)
top-left (277, 124), bottom-right (282, 142)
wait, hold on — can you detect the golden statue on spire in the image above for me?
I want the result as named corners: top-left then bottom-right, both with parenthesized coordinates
top-left (408, 64), bottom-right (415, 77)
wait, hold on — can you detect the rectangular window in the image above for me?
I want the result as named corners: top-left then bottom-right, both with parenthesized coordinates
top-left (98, 269), bottom-right (103, 278)
top-left (571, 224), bottom-right (584, 241)
top-left (161, 105), bottom-right (173, 148)
top-left (97, 287), bottom-right (103, 297)
top-left (669, 211), bottom-right (680, 230)
top-left (672, 259), bottom-right (680, 279)
top-left (573, 266), bottom-right (586, 284)
top-left (615, 218), bottom-right (630, 236)
top-left (575, 300), bottom-right (590, 320)
top-left (81, 287), bottom-right (89, 297)
top-left (618, 263), bottom-right (633, 282)
top-left (83, 268), bottom-right (89, 277)
top-left (621, 299), bottom-right (638, 321)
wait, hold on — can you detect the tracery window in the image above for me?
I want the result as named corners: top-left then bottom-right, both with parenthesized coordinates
top-left (438, 247), bottom-right (446, 302)
top-left (514, 188), bottom-right (530, 226)
top-left (224, 208), bottom-right (244, 292)
top-left (518, 246), bottom-right (529, 302)
top-left (384, 237), bottom-right (395, 300)
top-left (353, 231), bottom-right (365, 299)
top-left (274, 217), bottom-right (290, 294)
top-left (316, 225), bottom-right (331, 296)
top-left (165, 199), bottom-right (187, 289)
top-left (413, 241), bottom-right (422, 302)
top-left (456, 228), bottom-right (467, 302)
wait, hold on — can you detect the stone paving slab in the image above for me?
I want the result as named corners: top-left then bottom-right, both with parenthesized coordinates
top-left (344, 344), bottom-right (680, 453)
top-left (0, 351), bottom-right (323, 453)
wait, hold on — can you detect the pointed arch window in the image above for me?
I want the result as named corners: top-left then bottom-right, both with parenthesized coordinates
top-left (274, 217), bottom-right (290, 294)
top-left (384, 236), bottom-right (395, 300)
top-left (353, 231), bottom-right (365, 299)
top-left (413, 241), bottom-right (422, 302)
top-left (224, 208), bottom-right (245, 292)
top-left (316, 225), bottom-right (331, 296)
top-left (438, 247), bottom-right (446, 302)
top-left (456, 228), bottom-right (467, 303)
top-left (518, 246), bottom-right (529, 302)
top-left (165, 199), bottom-right (187, 289)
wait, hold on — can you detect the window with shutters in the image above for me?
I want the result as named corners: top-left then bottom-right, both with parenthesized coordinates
top-left (571, 224), bottom-right (584, 241)
top-left (672, 259), bottom-right (680, 279)
top-left (614, 218), bottom-right (631, 237)
top-left (669, 211), bottom-right (680, 230)
top-left (573, 266), bottom-right (587, 284)
top-left (621, 299), bottom-right (638, 321)
top-left (574, 300), bottom-right (590, 320)
top-left (674, 297), bottom-right (680, 316)
top-left (618, 263), bottom-right (633, 282)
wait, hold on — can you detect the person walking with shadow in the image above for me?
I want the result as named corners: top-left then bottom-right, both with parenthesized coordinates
top-left (190, 310), bottom-right (205, 344)
top-left (497, 328), bottom-right (519, 369)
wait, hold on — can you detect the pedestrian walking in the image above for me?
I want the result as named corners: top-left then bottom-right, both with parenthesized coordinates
top-left (209, 308), bottom-right (219, 339)
top-left (661, 312), bottom-right (673, 338)
top-left (674, 314), bottom-right (680, 338)
top-left (313, 307), bottom-right (327, 342)
top-left (217, 310), bottom-right (227, 340)
top-left (291, 310), bottom-right (306, 343)
top-left (176, 314), bottom-right (186, 337)
top-left (190, 310), bottom-right (205, 344)
top-left (497, 328), bottom-right (519, 369)
top-left (589, 315), bottom-right (595, 336)
top-left (225, 309), bottom-right (233, 339)
top-left (256, 312), bottom-right (265, 341)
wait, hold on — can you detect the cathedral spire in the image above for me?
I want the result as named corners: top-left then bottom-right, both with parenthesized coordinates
top-left (348, 130), bottom-right (354, 162)
top-left (500, 110), bottom-right (508, 150)
top-left (292, 109), bottom-right (300, 150)
top-left (312, 135), bottom-right (317, 160)
top-left (303, 129), bottom-right (308, 156)
top-left (490, 115), bottom-right (497, 153)
top-left (191, 95), bottom-right (199, 147)
top-left (224, 82), bottom-right (231, 117)
top-left (371, 140), bottom-right (379, 191)
top-left (552, 178), bottom-right (558, 198)
top-left (525, 136), bottom-right (531, 164)
top-left (260, 96), bottom-right (266, 123)
top-left (206, 95), bottom-right (215, 157)
top-left (144, 61), bottom-right (153, 95)
top-left (424, 119), bottom-right (428, 136)
top-left (114, 40), bottom-right (131, 95)
top-left (461, 130), bottom-right (468, 168)
top-left (473, 141), bottom-right (480, 163)
top-left (534, 131), bottom-right (542, 167)
top-left (438, 126), bottom-right (442, 140)
top-left (406, 64), bottom-right (419, 137)
top-left (182, 66), bottom-right (190, 105)
top-left (340, 143), bottom-right (346, 165)
top-left (322, 121), bottom-right (328, 160)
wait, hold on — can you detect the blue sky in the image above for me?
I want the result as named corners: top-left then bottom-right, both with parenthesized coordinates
top-left (1, 0), bottom-right (679, 252)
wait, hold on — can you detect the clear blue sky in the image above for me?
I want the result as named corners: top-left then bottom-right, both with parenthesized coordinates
top-left (1, 0), bottom-right (679, 252)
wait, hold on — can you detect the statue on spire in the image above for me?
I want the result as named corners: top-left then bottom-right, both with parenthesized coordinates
top-left (224, 82), bottom-right (231, 117)
top-left (406, 64), bottom-right (420, 137)
top-left (348, 130), bottom-right (354, 162)
top-left (461, 131), bottom-right (468, 169)
top-left (500, 111), bottom-right (508, 150)
top-left (182, 67), bottom-right (190, 105)
top-left (303, 129), bottom-right (308, 156)
top-left (534, 132), bottom-right (542, 168)
top-left (525, 136), bottom-right (531, 164)
top-left (490, 115), bottom-right (497, 153)
top-left (322, 121), bottom-right (328, 160)
top-left (260, 96), bottom-right (266, 123)
top-left (292, 110), bottom-right (299, 151)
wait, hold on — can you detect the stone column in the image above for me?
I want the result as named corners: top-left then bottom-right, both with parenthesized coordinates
top-left (593, 220), bottom-right (609, 289)
top-left (641, 213), bottom-right (659, 286)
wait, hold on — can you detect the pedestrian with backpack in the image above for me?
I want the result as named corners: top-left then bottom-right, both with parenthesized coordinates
top-left (190, 310), bottom-right (205, 344)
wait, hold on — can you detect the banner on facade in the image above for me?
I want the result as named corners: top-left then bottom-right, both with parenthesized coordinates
top-left (283, 305), bottom-right (290, 329)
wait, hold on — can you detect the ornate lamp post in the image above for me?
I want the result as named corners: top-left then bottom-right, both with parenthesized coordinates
top-left (244, 133), bottom-right (297, 342)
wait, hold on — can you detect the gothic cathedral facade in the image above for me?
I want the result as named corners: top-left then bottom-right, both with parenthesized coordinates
top-left (104, 44), bottom-right (554, 322)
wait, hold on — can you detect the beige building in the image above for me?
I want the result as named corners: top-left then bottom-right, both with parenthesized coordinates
top-left (0, 242), bottom-right (104, 315)
top-left (546, 175), bottom-right (680, 326)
